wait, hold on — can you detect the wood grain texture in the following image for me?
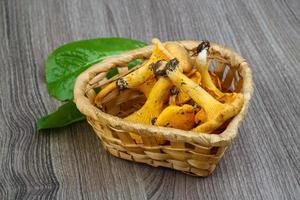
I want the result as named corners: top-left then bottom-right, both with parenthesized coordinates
top-left (0, 0), bottom-right (299, 199)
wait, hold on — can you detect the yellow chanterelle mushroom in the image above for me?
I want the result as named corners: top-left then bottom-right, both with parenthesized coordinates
top-left (195, 41), bottom-right (239, 101)
top-left (123, 42), bottom-right (193, 142)
top-left (164, 58), bottom-right (244, 133)
top-left (164, 42), bottom-right (193, 73)
top-left (154, 103), bottom-right (196, 145)
top-left (155, 104), bottom-right (195, 130)
top-left (125, 76), bottom-right (172, 143)
top-left (124, 61), bottom-right (172, 143)
top-left (117, 38), bottom-right (173, 90)
top-left (95, 38), bottom-right (172, 106)
top-left (195, 41), bottom-right (224, 98)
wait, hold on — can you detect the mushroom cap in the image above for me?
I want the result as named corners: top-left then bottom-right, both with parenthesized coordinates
top-left (165, 42), bottom-right (193, 73)
top-left (155, 104), bottom-right (195, 130)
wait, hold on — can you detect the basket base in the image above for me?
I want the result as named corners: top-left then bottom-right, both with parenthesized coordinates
top-left (105, 144), bottom-right (215, 177)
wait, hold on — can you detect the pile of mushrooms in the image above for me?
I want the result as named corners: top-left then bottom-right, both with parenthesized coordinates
top-left (94, 38), bottom-right (244, 143)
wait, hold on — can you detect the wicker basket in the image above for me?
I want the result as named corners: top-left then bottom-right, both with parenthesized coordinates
top-left (73, 40), bottom-right (253, 176)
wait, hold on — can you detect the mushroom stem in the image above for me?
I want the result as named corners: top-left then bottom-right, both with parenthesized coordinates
top-left (135, 77), bottom-right (157, 98)
top-left (165, 59), bottom-right (223, 120)
top-left (125, 76), bottom-right (172, 143)
top-left (176, 71), bottom-right (201, 105)
top-left (195, 41), bottom-right (224, 98)
top-left (125, 77), bottom-right (171, 123)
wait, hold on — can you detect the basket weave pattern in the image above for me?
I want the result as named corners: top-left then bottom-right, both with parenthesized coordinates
top-left (74, 40), bottom-right (253, 176)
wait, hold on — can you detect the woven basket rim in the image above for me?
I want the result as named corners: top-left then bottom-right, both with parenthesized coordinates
top-left (74, 40), bottom-right (253, 147)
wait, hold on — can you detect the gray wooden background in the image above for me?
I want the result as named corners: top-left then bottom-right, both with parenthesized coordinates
top-left (0, 0), bottom-right (299, 199)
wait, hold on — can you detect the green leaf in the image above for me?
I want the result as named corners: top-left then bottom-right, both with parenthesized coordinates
top-left (46, 37), bottom-right (147, 101)
top-left (127, 59), bottom-right (143, 69)
top-left (37, 101), bottom-right (85, 130)
top-left (106, 67), bottom-right (119, 79)
top-left (39, 37), bottom-right (146, 130)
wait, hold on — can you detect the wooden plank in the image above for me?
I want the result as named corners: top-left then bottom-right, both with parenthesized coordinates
top-left (0, 0), bottom-right (299, 199)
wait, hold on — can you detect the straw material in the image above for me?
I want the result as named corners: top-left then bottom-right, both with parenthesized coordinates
top-left (74, 40), bottom-right (253, 176)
